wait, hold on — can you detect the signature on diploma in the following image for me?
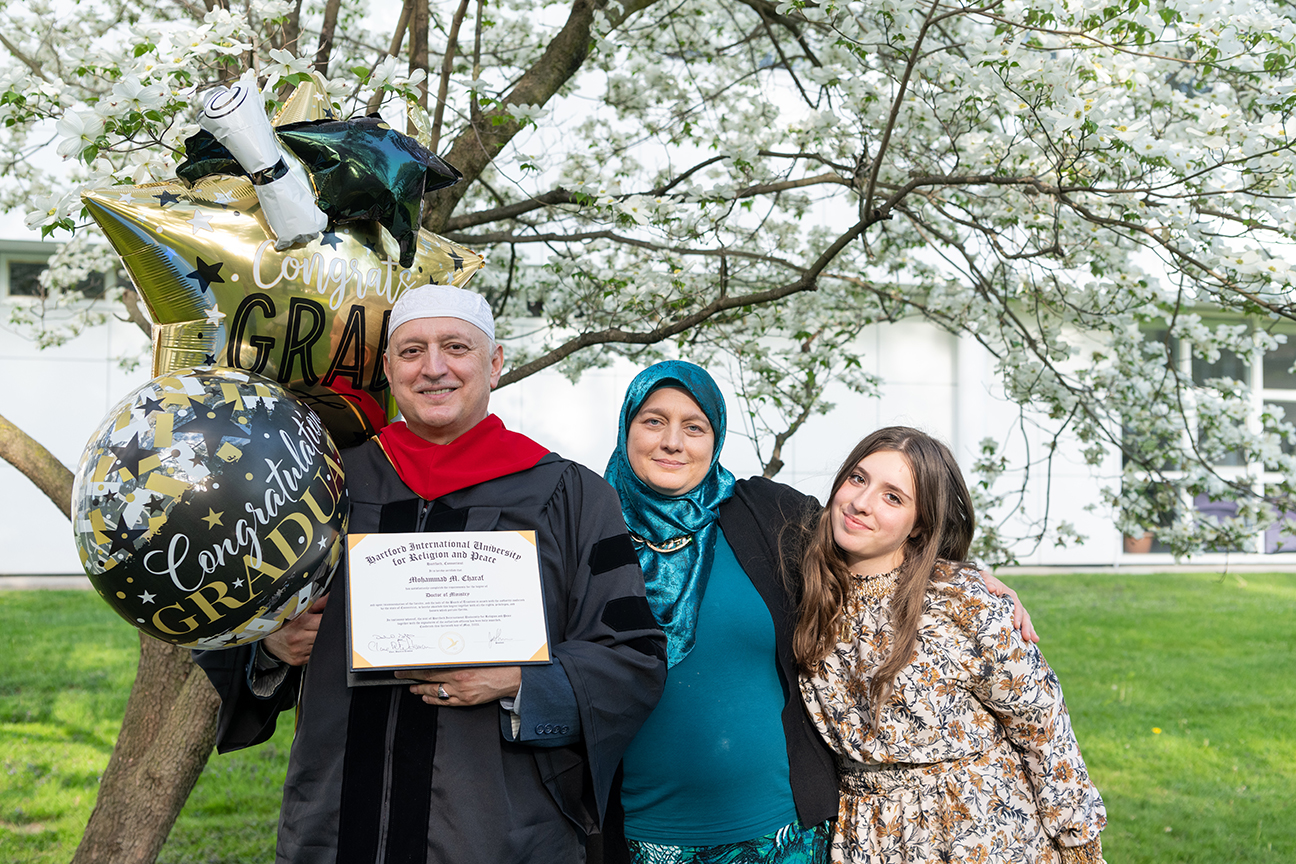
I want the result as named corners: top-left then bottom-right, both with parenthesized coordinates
top-left (369, 633), bottom-right (423, 654)
top-left (487, 628), bottom-right (513, 645)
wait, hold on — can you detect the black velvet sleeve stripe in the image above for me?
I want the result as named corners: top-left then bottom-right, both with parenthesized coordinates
top-left (589, 533), bottom-right (636, 576)
top-left (601, 595), bottom-right (658, 633)
top-left (384, 691), bottom-right (439, 864)
top-left (623, 635), bottom-right (667, 661)
top-left (422, 501), bottom-right (469, 532)
top-left (380, 499), bottom-right (470, 533)
top-left (337, 689), bottom-right (439, 864)
top-left (336, 688), bottom-right (392, 861)
top-left (379, 498), bottom-right (420, 533)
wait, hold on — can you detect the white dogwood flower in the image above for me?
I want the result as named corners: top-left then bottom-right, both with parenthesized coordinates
top-left (55, 111), bottom-right (104, 158)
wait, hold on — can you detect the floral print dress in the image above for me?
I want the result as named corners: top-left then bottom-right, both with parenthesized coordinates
top-left (799, 563), bottom-right (1106, 864)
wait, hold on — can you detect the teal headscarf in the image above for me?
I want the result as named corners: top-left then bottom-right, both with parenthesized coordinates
top-left (605, 361), bottom-right (736, 667)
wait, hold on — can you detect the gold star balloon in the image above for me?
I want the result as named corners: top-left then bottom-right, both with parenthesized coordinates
top-left (82, 76), bottom-right (485, 449)
top-left (72, 367), bottom-right (347, 648)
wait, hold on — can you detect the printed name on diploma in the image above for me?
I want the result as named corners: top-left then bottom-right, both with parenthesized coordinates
top-left (345, 530), bottom-right (550, 672)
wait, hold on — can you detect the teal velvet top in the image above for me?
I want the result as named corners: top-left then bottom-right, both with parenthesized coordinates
top-left (619, 529), bottom-right (798, 845)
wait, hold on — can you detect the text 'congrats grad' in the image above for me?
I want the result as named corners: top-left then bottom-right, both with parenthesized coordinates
top-left (195, 285), bottom-right (667, 864)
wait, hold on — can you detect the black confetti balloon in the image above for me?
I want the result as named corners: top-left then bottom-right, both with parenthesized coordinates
top-left (72, 367), bottom-right (347, 648)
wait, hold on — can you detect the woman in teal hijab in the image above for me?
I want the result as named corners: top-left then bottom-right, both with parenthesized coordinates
top-left (603, 360), bottom-right (835, 864)
top-left (604, 361), bottom-right (736, 667)
top-left (600, 361), bottom-right (1036, 864)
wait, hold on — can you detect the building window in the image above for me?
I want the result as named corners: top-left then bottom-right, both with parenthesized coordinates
top-left (0, 242), bottom-right (117, 301)
top-left (7, 260), bottom-right (46, 297)
top-left (1124, 323), bottom-right (1296, 555)
top-left (75, 270), bottom-right (107, 300)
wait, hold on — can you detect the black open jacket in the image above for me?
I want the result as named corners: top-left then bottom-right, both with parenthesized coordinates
top-left (596, 476), bottom-right (838, 862)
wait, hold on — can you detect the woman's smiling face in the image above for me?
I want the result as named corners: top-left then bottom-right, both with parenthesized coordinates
top-left (626, 386), bottom-right (715, 496)
top-left (830, 449), bottom-right (919, 574)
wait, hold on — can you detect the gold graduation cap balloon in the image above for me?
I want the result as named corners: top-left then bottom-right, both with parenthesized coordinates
top-left (272, 72), bottom-right (336, 127)
top-left (83, 76), bottom-right (484, 449)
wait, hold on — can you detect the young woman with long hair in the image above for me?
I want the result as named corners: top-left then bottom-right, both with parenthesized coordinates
top-left (796, 427), bottom-right (1106, 864)
top-left (597, 368), bottom-right (1037, 864)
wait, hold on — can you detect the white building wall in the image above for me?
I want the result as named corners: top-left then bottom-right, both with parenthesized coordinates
top-left (0, 314), bottom-right (151, 574)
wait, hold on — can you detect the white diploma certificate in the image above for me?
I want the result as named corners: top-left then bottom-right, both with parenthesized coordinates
top-left (346, 530), bottom-right (550, 672)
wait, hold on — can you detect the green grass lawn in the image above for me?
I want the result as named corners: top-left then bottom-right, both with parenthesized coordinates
top-left (0, 591), bottom-right (293, 864)
top-left (1024, 572), bottom-right (1296, 863)
top-left (2, 572), bottom-right (1294, 863)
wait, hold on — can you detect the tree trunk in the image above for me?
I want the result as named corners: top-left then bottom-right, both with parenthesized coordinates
top-left (71, 639), bottom-right (220, 864)
top-left (119, 286), bottom-right (153, 339)
top-left (1, 413), bottom-right (222, 862)
top-left (314, 0), bottom-right (342, 74)
top-left (409, 0), bottom-right (429, 112)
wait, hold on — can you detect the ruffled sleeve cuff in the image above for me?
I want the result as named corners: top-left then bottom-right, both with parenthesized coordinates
top-left (1059, 837), bottom-right (1104, 864)
top-left (246, 644), bottom-right (290, 699)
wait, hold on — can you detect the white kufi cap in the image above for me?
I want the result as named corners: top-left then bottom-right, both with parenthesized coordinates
top-left (388, 285), bottom-right (495, 342)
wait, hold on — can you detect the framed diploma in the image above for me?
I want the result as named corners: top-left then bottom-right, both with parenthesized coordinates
top-left (346, 530), bottom-right (550, 672)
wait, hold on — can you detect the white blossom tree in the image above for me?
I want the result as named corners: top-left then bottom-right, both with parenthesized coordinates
top-left (3, 0), bottom-right (1296, 858)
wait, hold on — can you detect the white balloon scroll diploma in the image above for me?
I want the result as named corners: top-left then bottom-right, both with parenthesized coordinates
top-left (199, 74), bottom-right (327, 249)
top-left (346, 531), bottom-right (550, 673)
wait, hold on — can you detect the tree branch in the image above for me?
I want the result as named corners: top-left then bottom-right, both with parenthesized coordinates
top-left (431, 0), bottom-right (472, 152)
top-left (278, 0), bottom-right (302, 53)
top-left (442, 228), bottom-right (805, 271)
top-left (498, 217), bottom-right (871, 384)
top-left (424, 0), bottom-right (663, 228)
top-left (120, 286), bottom-right (153, 338)
top-left (761, 397), bottom-right (815, 478)
top-left (736, 0), bottom-right (823, 66)
top-left (0, 31), bottom-right (51, 82)
top-left (862, 0), bottom-right (944, 217)
top-left (444, 171), bottom-right (848, 232)
top-left (366, 1), bottom-right (415, 115)
top-left (443, 189), bottom-right (582, 230)
top-left (0, 412), bottom-right (73, 516)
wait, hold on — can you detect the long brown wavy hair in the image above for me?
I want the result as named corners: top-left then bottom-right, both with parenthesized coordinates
top-left (792, 427), bottom-right (975, 714)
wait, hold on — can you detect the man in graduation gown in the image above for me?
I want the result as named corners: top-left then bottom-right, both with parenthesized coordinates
top-left (195, 285), bottom-right (667, 863)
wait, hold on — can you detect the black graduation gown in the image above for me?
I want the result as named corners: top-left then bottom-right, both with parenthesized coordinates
top-left (196, 443), bottom-right (667, 864)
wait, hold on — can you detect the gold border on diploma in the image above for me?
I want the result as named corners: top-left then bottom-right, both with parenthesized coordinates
top-left (345, 530), bottom-right (550, 672)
